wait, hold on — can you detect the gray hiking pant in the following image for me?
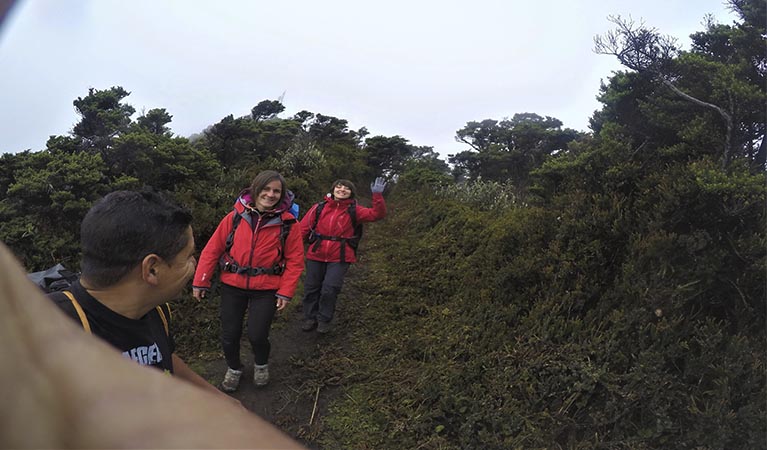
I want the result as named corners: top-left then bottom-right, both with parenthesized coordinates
top-left (302, 260), bottom-right (350, 324)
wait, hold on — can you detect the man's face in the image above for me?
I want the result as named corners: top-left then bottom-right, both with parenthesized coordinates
top-left (161, 226), bottom-right (196, 299)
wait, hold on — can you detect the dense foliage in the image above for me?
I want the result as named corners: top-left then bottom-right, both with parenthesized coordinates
top-left (321, 153), bottom-right (763, 449)
top-left (0, 1), bottom-right (763, 448)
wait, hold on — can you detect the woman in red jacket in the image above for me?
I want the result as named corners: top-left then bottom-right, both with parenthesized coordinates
top-left (192, 170), bottom-right (304, 392)
top-left (299, 177), bottom-right (387, 334)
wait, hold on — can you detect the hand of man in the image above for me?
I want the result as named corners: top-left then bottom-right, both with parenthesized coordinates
top-left (370, 177), bottom-right (387, 194)
top-left (276, 297), bottom-right (289, 311)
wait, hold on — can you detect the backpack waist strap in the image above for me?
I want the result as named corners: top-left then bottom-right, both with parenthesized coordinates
top-left (309, 233), bottom-right (358, 263)
top-left (219, 259), bottom-right (284, 276)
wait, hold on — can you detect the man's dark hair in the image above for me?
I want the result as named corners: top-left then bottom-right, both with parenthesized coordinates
top-left (80, 190), bottom-right (193, 288)
top-left (249, 170), bottom-right (286, 206)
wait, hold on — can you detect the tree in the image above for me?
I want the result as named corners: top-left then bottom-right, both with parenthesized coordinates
top-left (0, 150), bottom-right (109, 269)
top-left (291, 110), bottom-right (315, 127)
top-left (398, 146), bottom-right (451, 188)
top-left (198, 101), bottom-right (306, 173)
top-left (594, 1), bottom-right (766, 169)
top-left (450, 113), bottom-right (582, 190)
top-left (364, 135), bottom-right (416, 177)
top-left (308, 114), bottom-right (356, 144)
top-left (690, 0), bottom-right (766, 166)
top-left (136, 108), bottom-right (173, 136)
top-left (72, 86), bottom-right (135, 150)
top-left (45, 135), bottom-right (82, 154)
top-left (251, 100), bottom-right (285, 122)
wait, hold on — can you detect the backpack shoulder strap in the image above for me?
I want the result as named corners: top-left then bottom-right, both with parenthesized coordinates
top-left (347, 201), bottom-right (358, 229)
top-left (224, 211), bottom-right (243, 254)
top-left (311, 201), bottom-right (327, 231)
top-left (277, 215), bottom-right (296, 259)
top-left (281, 216), bottom-right (296, 236)
top-left (62, 290), bottom-right (91, 334)
top-left (155, 303), bottom-right (170, 336)
top-left (62, 291), bottom-right (170, 337)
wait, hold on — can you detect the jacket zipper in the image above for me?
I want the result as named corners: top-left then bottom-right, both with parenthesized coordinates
top-left (247, 214), bottom-right (262, 290)
top-left (326, 202), bottom-right (346, 262)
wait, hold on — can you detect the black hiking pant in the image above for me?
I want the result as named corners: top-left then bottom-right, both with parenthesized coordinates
top-left (220, 284), bottom-right (277, 368)
top-left (302, 260), bottom-right (350, 324)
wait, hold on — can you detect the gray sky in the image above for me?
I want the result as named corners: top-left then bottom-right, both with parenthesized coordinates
top-left (0, 0), bottom-right (735, 158)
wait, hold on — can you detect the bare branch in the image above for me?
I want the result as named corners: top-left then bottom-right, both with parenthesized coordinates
top-left (456, 135), bottom-right (482, 152)
top-left (594, 15), bottom-right (678, 74)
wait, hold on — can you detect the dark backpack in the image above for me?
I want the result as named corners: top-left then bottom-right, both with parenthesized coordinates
top-left (307, 200), bottom-right (362, 263)
top-left (28, 263), bottom-right (80, 293)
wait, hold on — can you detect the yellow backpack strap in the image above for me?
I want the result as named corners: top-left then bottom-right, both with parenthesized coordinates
top-left (155, 304), bottom-right (169, 336)
top-left (62, 290), bottom-right (91, 334)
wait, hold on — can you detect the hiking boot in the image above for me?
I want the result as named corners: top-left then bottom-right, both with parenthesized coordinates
top-left (253, 364), bottom-right (269, 387)
top-left (316, 321), bottom-right (332, 334)
top-left (301, 319), bottom-right (317, 331)
top-left (220, 367), bottom-right (242, 392)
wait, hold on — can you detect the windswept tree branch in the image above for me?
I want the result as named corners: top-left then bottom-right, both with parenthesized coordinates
top-left (660, 79), bottom-right (733, 167)
top-left (594, 15), bottom-right (734, 169)
top-left (457, 135), bottom-right (482, 152)
top-left (593, 15), bottom-right (678, 73)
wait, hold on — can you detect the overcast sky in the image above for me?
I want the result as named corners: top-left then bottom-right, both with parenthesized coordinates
top-left (0, 0), bottom-right (735, 158)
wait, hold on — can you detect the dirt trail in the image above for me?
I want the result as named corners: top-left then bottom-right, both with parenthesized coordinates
top-left (198, 279), bottom-right (361, 450)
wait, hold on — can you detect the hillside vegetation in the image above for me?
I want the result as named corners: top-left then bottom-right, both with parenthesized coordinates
top-left (1, 2), bottom-right (764, 448)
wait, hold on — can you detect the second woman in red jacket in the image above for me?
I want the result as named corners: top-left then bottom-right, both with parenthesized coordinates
top-left (300, 177), bottom-right (387, 333)
top-left (192, 170), bottom-right (304, 392)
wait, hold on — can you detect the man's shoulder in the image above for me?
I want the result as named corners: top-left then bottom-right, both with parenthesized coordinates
top-left (47, 289), bottom-right (82, 326)
top-left (48, 289), bottom-right (75, 309)
top-left (46, 282), bottom-right (98, 324)
top-left (150, 303), bottom-right (172, 336)
top-left (155, 303), bottom-right (171, 322)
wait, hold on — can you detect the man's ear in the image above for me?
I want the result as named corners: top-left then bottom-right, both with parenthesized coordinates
top-left (141, 254), bottom-right (163, 286)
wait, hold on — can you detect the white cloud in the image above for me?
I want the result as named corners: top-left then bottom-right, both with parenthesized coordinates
top-left (0, 0), bottom-right (735, 157)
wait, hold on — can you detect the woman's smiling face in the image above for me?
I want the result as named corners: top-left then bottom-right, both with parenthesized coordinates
top-left (255, 180), bottom-right (282, 211)
top-left (333, 184), bottom-right (352, 200)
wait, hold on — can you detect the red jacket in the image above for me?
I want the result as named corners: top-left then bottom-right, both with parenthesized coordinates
top-left (300, 193), bottom-right (386, 263)
top-left (193, 194), bottom-right (305, 299)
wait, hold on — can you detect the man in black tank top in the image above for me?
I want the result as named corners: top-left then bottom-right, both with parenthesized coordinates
top-left (48, 190), bottom-right (231, 401)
